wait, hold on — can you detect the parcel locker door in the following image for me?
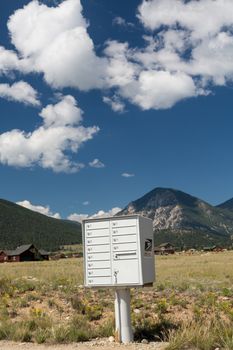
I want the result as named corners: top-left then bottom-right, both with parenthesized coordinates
top-left (112, 257), bottom-right (140, 285)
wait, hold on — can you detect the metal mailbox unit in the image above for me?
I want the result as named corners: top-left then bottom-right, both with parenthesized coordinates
top-left (82, 215), bottom-right (155, 343)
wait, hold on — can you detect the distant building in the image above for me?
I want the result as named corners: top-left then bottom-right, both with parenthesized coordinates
top-left (0, 244), bottom-right (50, 262)
top-left (203, 245), bottom-right (224, 252)
top-left (154, 242), bottom-right (175, 255)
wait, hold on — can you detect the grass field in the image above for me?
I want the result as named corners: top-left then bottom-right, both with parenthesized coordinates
top-left (0, 251), bottom-right (233, 348)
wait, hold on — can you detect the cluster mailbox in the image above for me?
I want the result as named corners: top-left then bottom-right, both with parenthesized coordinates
top-left (83, 215), bottom-right (155, 287)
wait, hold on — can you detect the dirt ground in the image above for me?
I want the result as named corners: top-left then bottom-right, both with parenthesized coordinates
top-left (0, 340), bottom-right (168, 350)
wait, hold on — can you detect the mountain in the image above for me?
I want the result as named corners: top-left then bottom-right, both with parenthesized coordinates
top-left (118, 188), bottom-right (233, 248)
top-left (217, 198), bottom-right (233, 211)
top-left (0, 199), bottom-right (81, 251)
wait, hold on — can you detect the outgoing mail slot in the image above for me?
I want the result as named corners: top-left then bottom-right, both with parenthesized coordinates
top-left (85, 221), bottom-right (109, 230)
top-left (111, 219), bottom-right (137, 228)
top-left (87, 260), bottom-right (111, 269)
top-left (112, 235), bottom-right (137, 244)
top-left (114, 252), bottom-right (137, 260)
top-left (87, 252), bottom-right (110, 261)
top-left (112, 226), bottom-right (137, 235)
top-left (87, 244), bottom-right (110, 253)
top-left (88, 269), bottom-right (111, 277)
top-left (113, 242), bottom-right (137, 252)
top-left (86, 229), bottom-right (110, 238)
top-left (87, 236), bottom-right (110, 245)
top-left (88, 276), bottom-right (112, 285)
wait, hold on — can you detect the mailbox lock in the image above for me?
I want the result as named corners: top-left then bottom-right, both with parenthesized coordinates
top-left (114, 246), bottom-right (119, 250)
top-left (113, 238), bottom-right (118, 242)
top-left (114, 270), bottom-right (119, 284)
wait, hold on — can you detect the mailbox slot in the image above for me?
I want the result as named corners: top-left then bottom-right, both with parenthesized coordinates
top-left (88, 277), bottom-right (112, 285)
top-left (114, 252), bottom-right (137, 260)
top-left (85, 221), bottom-right (109, 230)
top-left (113, 242), bottom-right (137, 252)
top-left (87, 236), bottom-right (110, 245)
top-left (87, 244), bottom-right (110, 253)
top-left (111, 219), bottom-right (137, 228)
top-left (112, 226), bottom-right (137, 235)
top-left (86, 229), bottom-right (109, 238)
top-left (87, 252), bottom-right (110, 261)
top-left (87, 261), bottom-right (111, 269)
top-left (112, 235), bottom-right (137, 244)
top-left (88, 269), bottom-right (111, 277)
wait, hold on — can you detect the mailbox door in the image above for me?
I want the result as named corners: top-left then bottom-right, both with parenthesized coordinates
top-left (112, 257), bottom-right (140, 285)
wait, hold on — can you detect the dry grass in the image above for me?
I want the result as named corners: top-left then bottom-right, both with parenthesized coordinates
top-left (0, 251), bottom-right (233, 346)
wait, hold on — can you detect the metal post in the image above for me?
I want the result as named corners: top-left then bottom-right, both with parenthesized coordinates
top-left (114, 288), bottom-right (133, 343)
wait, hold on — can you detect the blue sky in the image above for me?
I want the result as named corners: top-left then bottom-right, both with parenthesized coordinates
top-left (0, 0), bottom-right (233, 220)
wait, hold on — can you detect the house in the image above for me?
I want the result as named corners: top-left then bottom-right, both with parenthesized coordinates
top-left (154, 242), bottom-right (175, 255)
top-left (203, 245), bottom-right (224, 253)
top-left (1, 244), bottom-right (49, 262)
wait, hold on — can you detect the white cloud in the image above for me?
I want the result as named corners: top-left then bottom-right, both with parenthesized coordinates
top-left (89, 158), bottom-right (105, 168)
top-left (0, 46), bottom-right (21, 75)
top-left (68, 207), bottom-right (122, 223)
top-left (83, 201), bottom-right (90, 206)
top-left (7, 0), bottom-right (107, 90)
top-left (0, 81), bottom-right (40, 106)
top-left (121, 70), bottom-right (196, 110)
top-left (17, 200), bottom-right (61, 219)
top-left (103, 95), bottom-right (125, 113)
top-left (2, 0), bottom-right (233, 111)
top-left (113, 16), bottom-right (134, 28)
top-left (121, 172), bottom-right (135, 178)
top-left (0, 95), bottom-right (99, 172)
top-left (138, 0), bottom-right (233, 40)
top-left (68, 213), bottom-right (88, 222)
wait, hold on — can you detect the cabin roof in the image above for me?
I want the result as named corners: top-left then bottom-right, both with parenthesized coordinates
top-left (5, 244), bottom-right (34, 256)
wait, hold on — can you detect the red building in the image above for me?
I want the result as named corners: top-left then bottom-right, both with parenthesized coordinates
top-left (0, 244), bottom-right (50, 262)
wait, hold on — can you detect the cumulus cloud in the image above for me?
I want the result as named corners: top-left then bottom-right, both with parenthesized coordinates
top-left (138, 0), bottom-right (233, 40)
top-left (89, 158), bottom-right (105, 168)
top-left (83, 201), bottom-right (90, 206)
top-left (136, 0), bottom-right (233, 87)
top-left (102, 0), bottom-right (233, 109)
top-left (0, 81), bottom-right (40, 106)
top-left (7, 0), bottom-right (107, 90)
top-left (1, 0), bottom-right (233, 111)
top-left (121, 172), bottom-right (135, 178)
top-left (68, 207), bottom-right (122, 223)
top-left (0, 95), bottom-right (99, 172)
top-left (17, 200), bottom-right (61, 219)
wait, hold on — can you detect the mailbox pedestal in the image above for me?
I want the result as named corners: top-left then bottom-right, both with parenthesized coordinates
top-left (82, 215), bottom-right (155, 344)
top-left (115, 289), bottom-right (133, 343)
